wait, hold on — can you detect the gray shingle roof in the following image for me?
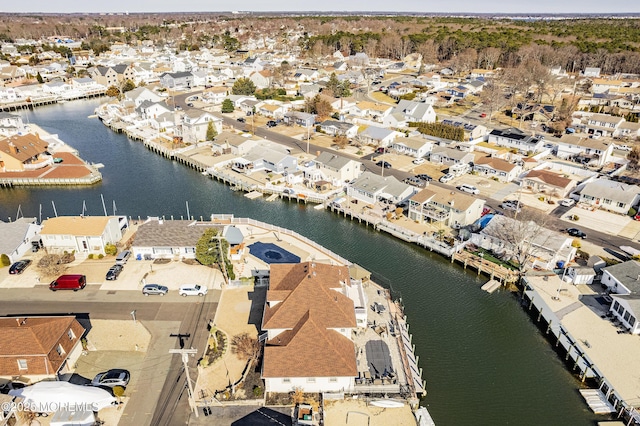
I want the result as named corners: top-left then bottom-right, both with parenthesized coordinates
top-left (603, 260), bottom-right (640, 294)
top-left (0, 218), bottom-right (37, 255)
top-left (133, 220), bottom-right (219, 248)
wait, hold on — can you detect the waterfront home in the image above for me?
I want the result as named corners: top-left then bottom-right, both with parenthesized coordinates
top-left (0, 217), bottom-right (41, 264)
top-left (318, 120), bottom-right (359, 138)
top-left (40, 216), bottom-right (128, 257)
top-left (0, 133), bottom-right (50, 172)
top-left (261, 262), bottom-right (358, 393)
top-left (88, 64), bottom-right (127, 87)
top-left (429, 146), bottom-right (475, 168)
top-left (391, 136), bottom-right (433, 159)
top-left (473, 156), bottom-right (522, 182)
top-left (555, 134), bottom-right (614, 167)
top-left (384, 100), bottom-right (436, 128)
top-left (600, 260), bottom-right (640, 334)
top-left (521, 169), bottom-right (576, 199)
top-left (347, 171), bottom-right (415, 205)
top-left (305, 151), bottom-right (363, 187)
top-left (136, 100), bottom-right (173, 120)
top-left (42, 81), bottom-right (71, 96)
top-left (211, 131), bottom-right (260, 156)
top-left (488, 127), bottom-right (544, 154)
top-left (131, 218), bottom-right (216, 260)
top-left (471, 214), bottom-right (576, 271)
top-left (242, 145), bottom-right (298, 175)
top-left (180, 110), bottom-right (223, 143)
top-left (578, 179), bottom-right (640, 215)
top-left (408, 185), bottom-right (485, 228)
top-left (0, 316), bottom-right (85, 381)
top-left (124, 87), bottom-right (165, 108)
top-left (357, 126), bottom-right (401, 148)
top-left (0, 112), bottom-right (27, 137)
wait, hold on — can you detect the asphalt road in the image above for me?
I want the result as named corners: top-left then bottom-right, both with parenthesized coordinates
top-left (0, 288), bottom-right (221, 426)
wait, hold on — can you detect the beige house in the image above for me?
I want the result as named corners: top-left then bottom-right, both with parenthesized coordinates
top-left (473, 156), bottom-right (522, 182)
top-left (521, 169), bottom-right (576, 198)
top-left (40, 216), bottom-right (128, 256)
top-left (408, 185), bottom-right (486, 227)
top-left (0, 133), bottom-right (50, 172)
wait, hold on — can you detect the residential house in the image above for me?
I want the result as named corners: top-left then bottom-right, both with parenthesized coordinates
top-left (261, 262), bottom-right (359, 393)
top-left (211, 131), bottom-right (260, 156)
top-left (0, 218), bottom-right (41, 264)
top-left (180, 110), bottom-right (222, 143)
top-left (473, 156), bottom-right (522, 182)
top-left (125, 87), bottom-right (165, 108)
top-left (578, 179), bottom-right (640, 215)
top-left (347, 171), bottom-right (415, 205)
top-left (159, 72), bottom-right (194, 89)
top-left (408, 185), bottom-right (485, 228)
top-left (243, 145), bottom-right (298, 175)
top-left (488, 128), bottom-right (544, 154)
top-left (521, 169), bottom-right (576, 198)
top-left (0, 133), bottom-right (50, 172)
top-left (584, 113), bottom-right (625, 138)
top-left (283, 111), bottom-right (316, 128)
top-left (383, 100), bottom-right (436, 128)
top-left (42, 81), bottom-right (71, 96)
top-left (511, 103), bottom-right (555, 124)
top-left (0, 316), bottom-right (85, 380)
top-left (391, 136), bottom-right (433, 159)
top-left (429, 146), bottom-right (475, 167)
top-left (618, 121), bottom-right (640, 139)
top-left (582, 67), bottom-right (601, 78)
top-left (249, 70), bottom-right (272, 89)
top-left (591, 78), bottom-right (624, 94)
top-left (357, 126), bottom-right (400, 148)
top-left (306, 151), bottom-right (362, 187)
top-left (131, 218), bottom-right (215, 260)
top-left (440, 119), bottom-right (488, 141)
top-left (600, 260), bottom-right (640, 334)
top-left (292, 69), bottom-right (319, 82)
top-left (258, 102), bottom-right (289, 119)
top-left (0, 112), bottom-right (27, 137)
top-left (556, 134), bottom-right (614, 167)
top-left (350, 101), bottom-right (393, 122)
top-left (319, 120), bottom-right (358, 138)
top-left (202, 86), bottom-right (231, 105)
top-left (472, 214), bottom-right (576, 271)
top-left (40, 216), bottom-right (128, 256)
top-left (88, 65), bottom-right (127, 87)
top-left (136, 100), bottom-right (173, 120)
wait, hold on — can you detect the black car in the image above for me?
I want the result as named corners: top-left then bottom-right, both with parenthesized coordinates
top-left (266, 120), bottom-right (277, 128)
top-left (415, 174), bottom-right (433, 181)
top-left (9, 259), bottom-right (32, 275)
top-left (567, 228), bottom-right (587, 239)
top-left (105, 264), bottom-right (123, 280)
top-left (376, 161), bottom-right (391, 169)
top-left (237, 117), bottom-right (246, 123)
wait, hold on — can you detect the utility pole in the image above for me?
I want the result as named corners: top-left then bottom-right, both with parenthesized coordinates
top-left (169, 348), bottom-right (199, 418)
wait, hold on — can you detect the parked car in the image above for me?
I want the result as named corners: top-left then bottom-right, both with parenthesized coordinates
top-left (179, 284), bottom-right (208, 297)
top-left (376, 161), bottom-right (392, 169)
top-left (105, 264), bottom-right (123, 281)
top-left (499, 200), bottom-right (521, 212)
top-left (415, 174), bottom-right (433, 182)
top-left (115, 250), bottom-right (131, 265)
top-left (375, 147), bottom-right (387, 154)
top-left (457, 184), bottom-right (479, 195)
top-left (237, 117), bottom-right (246, 123)
top-left (266, 120), bottom-right (277, 128)
top-left (49, 274), bottom-right (86, 291)
top-left (142, 283), bottom-right (169, 296)
top-left (479, 113), bottom-right (487, 118)
top-left (91, 369), bottom-right (130, 388)
top-left (560, 199), bottom-right (576, 207)
top-left (412, 157), bottom-right (426, 165)
top-left (9, 259), bottom-right (32, 275)
top-left (403, 177), bottom-right (426, 188)
top-left (439, 173), bottom-right (454, 183)
top-left (186, 102), bottom-right (193, 107)
top-left (567, 228), bottom-right (587, 239)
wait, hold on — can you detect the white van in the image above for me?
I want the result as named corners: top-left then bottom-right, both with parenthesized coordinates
top-left (115, 250), bottom-right (131, 265)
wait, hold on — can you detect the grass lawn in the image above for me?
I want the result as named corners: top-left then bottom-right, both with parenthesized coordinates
top-left (370, 91), bottom-right (397, 104)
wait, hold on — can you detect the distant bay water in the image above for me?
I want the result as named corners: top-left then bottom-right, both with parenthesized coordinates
top-left (0, 99), bottom-right (597, 425)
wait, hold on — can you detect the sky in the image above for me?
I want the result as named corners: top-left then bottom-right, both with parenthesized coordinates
top-left (2, 0), bottom-right (638, 14)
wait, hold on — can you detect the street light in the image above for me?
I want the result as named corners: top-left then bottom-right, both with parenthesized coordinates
top-left (130, 310), bottom-right (136, 324)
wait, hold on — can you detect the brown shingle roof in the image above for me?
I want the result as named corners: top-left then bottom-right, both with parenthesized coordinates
top-left (0, 317), bottom-right (85, 376)
top-left (0, 133), bottom-right (49, 163)
top-left (475, 156), bottom-right (517, 172)
top-left (524, 169), bottom-right (573, 189)
top-left (41, 216), bottom-right (114, 236)
top-left (262, 310), bottom-right (357, 378)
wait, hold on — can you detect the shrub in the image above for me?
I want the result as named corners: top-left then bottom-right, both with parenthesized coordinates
top-left (112, 386), bottom-right (125, 398)
top-left (87, 254), bottom-right (94, 260)
top-left (629, 207), bottom-right (637, 217)
top-left (571, 239), bottom-right (581, 248)
top-left (0, 254), bottom-right (10, 267)
top-left (98, 254), bottom-right (104, 259)
top-left (253, 386), bottom-right (263, 397)
top-left (104, 243), bottom-right (117, 256)
top-left (572, 214), bottom-right (579, 221)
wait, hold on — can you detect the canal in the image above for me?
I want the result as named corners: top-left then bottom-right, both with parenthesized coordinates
top-left (0, 99), bottom-right (598, 425)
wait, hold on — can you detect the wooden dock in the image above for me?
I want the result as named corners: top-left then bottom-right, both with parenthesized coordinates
top-left (452, 251), bottom-right (519, 284)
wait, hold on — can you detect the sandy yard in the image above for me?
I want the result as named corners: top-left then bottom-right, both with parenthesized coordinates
top-left (195, 286), bottom-right (264, 399)
top-left (84, 319), bottom-right (151, 352)
top-left (323, 399), bottom-right (417, 426)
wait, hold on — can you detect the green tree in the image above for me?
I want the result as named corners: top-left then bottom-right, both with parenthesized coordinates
top-left (195, 228), bottom-right (229, 267)
top-left (324, 72), bottom-right (351, 98)
top-left (221, 98), bottom-right (234, 113)
top-left (232, 78), bottom-right (256, 96)
top-left (35, 72), bottom-right (44, 84)
top-left (122, 79), bottom-right (136, 93)
top-left (106, 86), bottom-right (120, 98)
top-left (206, 121), bottom-right (217, 141)
top-left (104, 243), bottom-right (117, 256)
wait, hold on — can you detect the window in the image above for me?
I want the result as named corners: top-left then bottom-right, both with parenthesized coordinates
top-left (624, 312), bottom-right (631, 322)
top-left (613, 301), bottom-right (620, 311)
top-left (629, 315), bottom-right (636, 327)
top-left (67, 329), bottom-right (75, 340)
top-left (306, 378), bottom-right (316, 383)
top-left (282, 378), bottom-right (291, 384)
top-left (617, 304), bottom-right (624, 315)
top-left (617, 202), bottom-right (625, 208)
top-left (329, 377), bottom-right (338, 383)
top-left (17, 359), bottom-right (27, 370)
top-left (56, 344), bottom-right (66, 356)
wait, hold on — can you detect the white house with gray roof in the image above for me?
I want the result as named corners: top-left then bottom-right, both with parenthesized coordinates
top-left (319, 120), bottom-right (358, 138)
top-left (357, 126), bottom-right (401, 148)
top-left (0, 112), bottom-right (26, 137)
top-left (384, 100), bottom-right (436, 128)
top-left (488, 127), bottom-right (544, 154)
top-left (306, 151), bottom-right (362, 186)
top-left (243, 145), bottom-right (298, 175)
top-left (0, 218), bottom-right (41, 263)
top-left (408, 185), bottom-right (485, 228)
top-left (347, 171), bottom-right (415, 205)
top-left (391, 136), bottom-right (433, 158)
top-left (601, 260), bottom-right (640, 334)
top-left (556, 134), bottom-right (614, 167)
top-left (131, 218), bottom-right (217, 260)
top-left (578, 179), bottom-right (640, 215)
top-left (429, 146), bottom-right (475, 166)
top-left (180, 110), bottom-right (222, 143)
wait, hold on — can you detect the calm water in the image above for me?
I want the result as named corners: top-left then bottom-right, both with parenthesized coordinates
top-left (0, 100), bottom-right (598, 425)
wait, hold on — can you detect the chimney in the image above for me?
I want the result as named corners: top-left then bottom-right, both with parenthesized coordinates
top-left (8, 142), bottom-right (17, 154)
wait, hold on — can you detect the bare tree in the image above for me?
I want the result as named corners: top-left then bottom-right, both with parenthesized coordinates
top-left (231, 332), bottom-right (260, 360)
top-left (480, 78), bottom-right (507, 124)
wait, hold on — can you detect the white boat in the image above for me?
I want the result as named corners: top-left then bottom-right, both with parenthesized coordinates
top-left (415, 406), bottom-right (436, 426)
top-left (370, 399), bottom-right (405, 408)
